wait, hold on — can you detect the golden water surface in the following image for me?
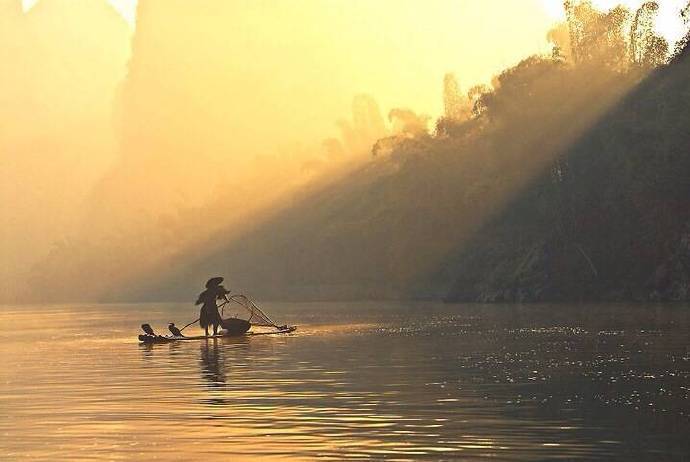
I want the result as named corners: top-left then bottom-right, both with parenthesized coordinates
top-left (1, 302), bottom-right (688, 460)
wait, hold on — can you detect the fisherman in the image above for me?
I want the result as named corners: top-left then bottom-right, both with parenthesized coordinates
top-left (196, 277), bottom-right (231, 337)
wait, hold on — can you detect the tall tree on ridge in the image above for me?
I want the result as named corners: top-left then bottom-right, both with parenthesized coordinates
top-left (630, 2), bottom-right (669, 67)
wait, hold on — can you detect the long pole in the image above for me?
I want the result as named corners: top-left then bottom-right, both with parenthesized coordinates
top-left (179, 318), bottom-right (199, 332)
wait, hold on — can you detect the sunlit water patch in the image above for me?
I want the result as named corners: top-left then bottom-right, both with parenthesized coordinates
top-left (0, 302), bottom-right (688, 460)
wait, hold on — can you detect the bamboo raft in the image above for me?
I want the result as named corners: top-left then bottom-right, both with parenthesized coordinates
top-left (138, 294), bottom-right (296, 343)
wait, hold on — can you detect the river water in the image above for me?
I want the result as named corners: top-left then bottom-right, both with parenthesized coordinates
top-left (0, 302), bottom-right (688, 460)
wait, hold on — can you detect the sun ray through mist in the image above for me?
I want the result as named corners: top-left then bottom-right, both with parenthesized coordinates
top-left (2, 0), bottom-right (688, 302)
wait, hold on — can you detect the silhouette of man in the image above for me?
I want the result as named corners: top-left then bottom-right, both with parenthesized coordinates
top-left (195, 277), bottom-right (230, 336)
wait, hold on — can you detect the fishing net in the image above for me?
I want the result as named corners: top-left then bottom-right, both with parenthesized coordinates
top-left (227, 294), bottom-right (277, 328)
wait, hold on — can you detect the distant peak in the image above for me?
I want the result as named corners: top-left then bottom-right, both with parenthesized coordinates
top-left (22, 0), bottom-right (136, 28)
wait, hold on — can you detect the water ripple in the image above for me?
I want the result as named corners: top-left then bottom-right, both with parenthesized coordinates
top-left (0, 302), bottom-right (688, 460)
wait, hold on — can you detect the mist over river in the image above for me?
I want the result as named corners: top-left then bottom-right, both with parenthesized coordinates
top-left (1, 302), bottom-right (688, 460)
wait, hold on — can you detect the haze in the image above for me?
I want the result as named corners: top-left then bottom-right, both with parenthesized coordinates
top-left (0, 0), bottom-right (563, 301)
top-left (4, 1), bottom-right (687, 302)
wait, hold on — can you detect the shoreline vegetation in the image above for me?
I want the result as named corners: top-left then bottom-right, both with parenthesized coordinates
top-left (11, 1), bottom-right (690, 304)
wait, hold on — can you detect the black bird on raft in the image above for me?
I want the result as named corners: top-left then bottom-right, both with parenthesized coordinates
top-left (141, 323), bottom-right (155, 336)
top-left (168, 323), bottom-right (183, 337)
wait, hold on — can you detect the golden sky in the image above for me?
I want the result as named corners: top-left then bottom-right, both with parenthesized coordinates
top-left (21, 0), bottom-right (690, 43)
top-left (14, 0), bottom-right (557, 118)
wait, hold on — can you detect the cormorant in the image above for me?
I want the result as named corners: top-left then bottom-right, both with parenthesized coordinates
top-left (141, 323), bottom-right (155, 336)
top-left (168, 323), bottom-right (183, 337)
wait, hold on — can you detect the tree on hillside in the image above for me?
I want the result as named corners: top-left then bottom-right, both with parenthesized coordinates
top-left (564, 0), bottom-right (630, 69)
top-left (388, 108), bottom-right (430, 137)
top-left (338, 94), bottom-right (388, 155)
top-left (468, 84), bottom-right (491, 117)
top-left (547, 22), bottom-right (573, 62)
top-left (442, 73), bottom-right (471, 121)
top-left (371, 108), bottom-right (431, 156)
top-left (630, 2), bottom-right (669, 67)
top-left (437, 77), bottom-right (490, 137)
top-left (671, 1), bottom-right (690, 59)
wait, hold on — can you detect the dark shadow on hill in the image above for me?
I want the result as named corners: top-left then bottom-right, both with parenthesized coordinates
top-left (441, 49), bottom-right (690, 303)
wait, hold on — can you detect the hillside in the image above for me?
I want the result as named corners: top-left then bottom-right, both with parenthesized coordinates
top-left (132, 59), bottom-right (689, 303)
top-left (129, 5), bottom-right (690, 304)
top-left (443, 46), bottom-right (690, 302)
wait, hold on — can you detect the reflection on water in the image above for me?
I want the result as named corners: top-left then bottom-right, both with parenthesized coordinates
top-left (0, 302), bottom-right (688, 460)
